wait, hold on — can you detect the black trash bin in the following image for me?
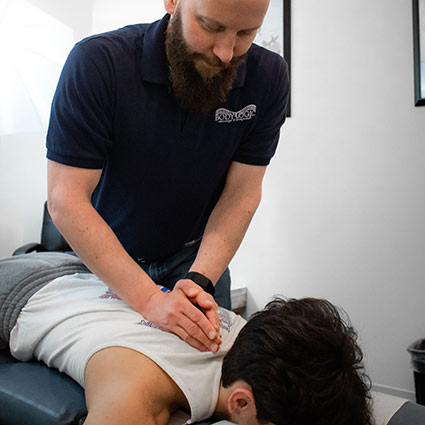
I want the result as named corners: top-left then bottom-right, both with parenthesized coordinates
top-left (408, 339), bottom-right (425, 406)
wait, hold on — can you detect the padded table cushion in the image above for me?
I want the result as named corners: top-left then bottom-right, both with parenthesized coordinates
top-left (387, 401), bottom-right (425, 425)
top-left (0, 349), bottom-right (87, 425)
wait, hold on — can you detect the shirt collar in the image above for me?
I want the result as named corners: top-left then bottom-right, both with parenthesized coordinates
top-left (140, 15), bottom-right (170, 85)
top-left (140, 14), bottom-right (247, 88)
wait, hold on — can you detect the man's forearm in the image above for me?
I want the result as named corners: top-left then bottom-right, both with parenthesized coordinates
top-left (47, 160), bottom-right (220, 352)
top-left (189, 184), bottom-right (261, 284)
top-left (50, 199), bottom-right (221, 351)
top-left (48, 199), bottom-right (160, 314)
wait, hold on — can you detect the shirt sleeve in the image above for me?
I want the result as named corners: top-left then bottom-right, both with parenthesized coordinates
top-left (232, 53), bottom-right (289, 166)
top-left (46, 38), bottom-right (115, 169)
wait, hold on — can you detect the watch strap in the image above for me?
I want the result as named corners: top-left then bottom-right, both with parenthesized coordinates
top-left (185, 271), bottom-right (215, 296)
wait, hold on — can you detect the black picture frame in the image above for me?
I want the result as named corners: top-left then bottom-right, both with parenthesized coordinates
top-left (413, 0), bottom-right (425, 106)
top-left (283, 0), bottom-right (291, 116)
top-left (254, 0), bottom-right (291, 116)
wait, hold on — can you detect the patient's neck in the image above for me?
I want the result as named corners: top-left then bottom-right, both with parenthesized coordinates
top-left (214, 382), bottom-right (231, 421)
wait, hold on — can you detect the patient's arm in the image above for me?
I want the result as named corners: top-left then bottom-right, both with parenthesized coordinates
top-left (83, 346), bottom-right (189, 425)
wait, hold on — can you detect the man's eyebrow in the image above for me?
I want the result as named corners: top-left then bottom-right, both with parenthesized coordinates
top-left (196, 15), bottom-right (261, 32)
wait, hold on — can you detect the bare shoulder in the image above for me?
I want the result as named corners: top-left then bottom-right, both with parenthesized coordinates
top-left (83, 346), bottom-right (189, 425)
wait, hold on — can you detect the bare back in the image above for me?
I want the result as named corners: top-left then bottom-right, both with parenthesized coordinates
top-left (84, 346), bottom-right (190, 425)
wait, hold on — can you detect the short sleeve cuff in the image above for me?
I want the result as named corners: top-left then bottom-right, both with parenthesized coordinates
top-left (231, 155), bottom-right (272, 166)
top-left (47, 150), bottom-right (105, 169)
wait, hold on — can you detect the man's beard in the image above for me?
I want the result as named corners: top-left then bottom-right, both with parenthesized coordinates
top-left (165, 11), bottom-right (247, 113)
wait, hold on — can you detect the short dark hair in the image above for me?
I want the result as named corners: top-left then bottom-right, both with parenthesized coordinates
top-left (222, 297), bottom-right (373, 425)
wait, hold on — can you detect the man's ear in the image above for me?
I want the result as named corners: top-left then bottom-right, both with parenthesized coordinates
top-left (164, 0), bottom-right (178, 15)
top-left (227, 387), bottom-right (256, 417)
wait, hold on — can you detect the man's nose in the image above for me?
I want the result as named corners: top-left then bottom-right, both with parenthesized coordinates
top-left (212, 33), bottom-right (236, 64)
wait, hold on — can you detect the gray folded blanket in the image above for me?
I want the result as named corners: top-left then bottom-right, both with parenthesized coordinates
top-left (0, 252), bottom-right (90, 348)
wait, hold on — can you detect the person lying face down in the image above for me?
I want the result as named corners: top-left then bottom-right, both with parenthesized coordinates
top-left (3, 256), bottom-right (373, 425)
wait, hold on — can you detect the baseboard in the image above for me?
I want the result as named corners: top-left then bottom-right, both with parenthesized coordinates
top-left (372, 383), bottom-right (416, 401)
top-left (231, 287), bottom-right (247, 314)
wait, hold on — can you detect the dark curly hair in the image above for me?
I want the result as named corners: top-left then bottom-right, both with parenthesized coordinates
top-left (221, 298), bottom-right (373, 425)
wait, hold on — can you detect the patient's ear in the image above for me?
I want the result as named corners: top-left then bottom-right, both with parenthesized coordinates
top-left (227, 382), bottom-right (256, 418)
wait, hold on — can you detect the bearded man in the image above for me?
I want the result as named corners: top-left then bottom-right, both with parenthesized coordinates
top-left (46, 0), bottom-right (289, 352)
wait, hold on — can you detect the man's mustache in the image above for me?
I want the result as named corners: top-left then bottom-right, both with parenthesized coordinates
top-left (189, 52), bottom-right (246, 71)
top-left (190, 53), bottom-right (229, 69)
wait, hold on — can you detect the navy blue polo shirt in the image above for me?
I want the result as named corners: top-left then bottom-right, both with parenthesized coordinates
top-left (46, 15), bottom-right (289, 261)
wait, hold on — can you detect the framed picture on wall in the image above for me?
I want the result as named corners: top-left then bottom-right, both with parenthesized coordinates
top-left (254, 0), bottom-right (291, 116)
top-left (413, 0), bottom-right (425, 106)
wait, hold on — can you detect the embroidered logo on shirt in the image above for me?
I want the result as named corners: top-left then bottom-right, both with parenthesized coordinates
top-left (99, 289), bottom-right (122, 300)
top-left (215, 104), bottom-right (257, 124)
top-left (218, 308), bottom-right (232, 332)
top-left (136, 319), bottom-right (159, 329)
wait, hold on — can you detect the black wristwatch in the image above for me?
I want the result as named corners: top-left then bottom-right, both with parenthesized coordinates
top-left (185, 271), bottom-right (215, 296)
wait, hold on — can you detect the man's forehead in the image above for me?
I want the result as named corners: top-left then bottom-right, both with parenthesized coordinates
top-left (186, 0), bottom-right (270, 27)
top-left (195, 13), bottom-right (262, 32)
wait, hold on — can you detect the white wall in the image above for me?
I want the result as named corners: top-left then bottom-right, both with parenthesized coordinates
top-left (231, 0), bottom-right (425, 399)
top-left (27, 0), bottom-right (93, 41)
top-left (0, 0), bottom-right (93, 255)
top-left (0, 1), bottom-right (166, 256)
top-left (1, 0), bottom-right (425, 400)
top-left (92, 0), bottom-right (165, 33)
